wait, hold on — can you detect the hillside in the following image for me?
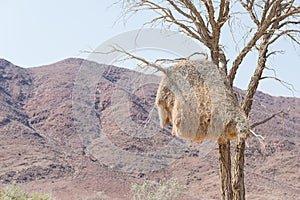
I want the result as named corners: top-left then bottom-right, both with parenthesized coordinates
top-left (0, 58), bottom-right (299, 200)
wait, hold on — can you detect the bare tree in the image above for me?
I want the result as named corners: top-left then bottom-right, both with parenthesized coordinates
top-left (117, 0), bottom-right (300, 199)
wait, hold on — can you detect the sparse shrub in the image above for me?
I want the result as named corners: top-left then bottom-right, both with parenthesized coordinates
top-left (82, 191), bottom-right (108, 200)
top-left (131, 178), bottom-right (185, 200)
top-left (0, 185), bottom-right (54, 200)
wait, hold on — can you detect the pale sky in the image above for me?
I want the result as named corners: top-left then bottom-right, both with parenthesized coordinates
top-left (0, 0), bottom-right (299, 97)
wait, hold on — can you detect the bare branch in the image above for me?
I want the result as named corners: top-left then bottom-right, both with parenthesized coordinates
top-left (229, 32), bottom-right (262, 86)
top-left (266, 50), bottom-right (284, 58)
top-left (271, 7), bottom-right (300, 25)
top-left (260, 75), bottom-right (296, 95)
top-left (229, 1), bottom-right (279, 85)
top-left (286, 32), bottom-right (300, 45)
top-left (218, 0), bottom-right (230, 27)
top-left (278, 20), bottom-right (300, 29)
top-left (167, 0), bottom-right (192, 19)
top-left (260, 0), bottom-right (272, 24)
top-left (82, 45), bottom-right (167, 74)
top-left (238, 0), bottom-right (260, 25)
top-left (203, 0), bottom-right (218, 31)
top-left (182, 0), bottom-right (212, 41)
top-left (113, 46), bottom-right (167, 73)
top-left (250, 111), bottom-right (285, 128)
top-left (229, 0), bottom-right (296, 86)
top-left (202, 0), bottom-right (224, 64)
top-left (269, 29), bottom-right (300, 44)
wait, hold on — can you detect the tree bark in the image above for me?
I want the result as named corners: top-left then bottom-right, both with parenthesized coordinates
top-left (218, 139), bottom-right (233, 200)
top-left (232, 137), bottom-right (246, 200)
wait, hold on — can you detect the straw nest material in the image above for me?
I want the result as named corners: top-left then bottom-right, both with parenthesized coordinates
top-left (155, 60), bottom-right (249, 142)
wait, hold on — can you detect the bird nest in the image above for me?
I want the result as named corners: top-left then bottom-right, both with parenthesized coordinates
top-left (155, 60), bottom-right (249, 142)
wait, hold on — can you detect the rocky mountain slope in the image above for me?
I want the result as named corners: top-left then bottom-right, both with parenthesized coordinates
top-left (0, 58), bottom-right (299, 200)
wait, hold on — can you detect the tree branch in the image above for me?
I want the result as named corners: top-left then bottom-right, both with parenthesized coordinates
top-left (82, 45), bottom-right (167, 74)
top-left (182, 0), bottom-right (212, 41)
top-left (250, 111), bottom-right (285, 128)
top-left (260, 75), bottom-right (296, 95)
top-left (218, 0), bottom-right (230, 27)
top-left (238, 0), bottom-right (260, 25)
top-left (229, 0), bottom-right (292, 86)
top-left (269, 29), bottom-right (300, 44)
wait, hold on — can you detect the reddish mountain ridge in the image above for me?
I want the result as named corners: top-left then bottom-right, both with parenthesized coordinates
top-left (0, 58), bottom-right (299, 200)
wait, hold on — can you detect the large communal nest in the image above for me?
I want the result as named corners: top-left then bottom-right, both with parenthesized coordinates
top-left (155, 60), bottom-right (249, 142)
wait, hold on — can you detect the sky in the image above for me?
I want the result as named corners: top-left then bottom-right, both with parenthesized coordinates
top-left (0, 0), bottom-right (299, 97)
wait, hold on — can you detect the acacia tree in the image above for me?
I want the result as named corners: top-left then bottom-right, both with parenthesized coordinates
top-left (117, 0), bottom-right (300, 199)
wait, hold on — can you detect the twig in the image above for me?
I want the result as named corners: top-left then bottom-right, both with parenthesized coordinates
top-left (260, 76), bottom-right (296, 96)
top-left (81, 45), bottom-right (167, 74)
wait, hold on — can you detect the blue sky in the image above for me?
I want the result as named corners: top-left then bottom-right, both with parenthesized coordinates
top-left (0, 0), bottom-right (299, 97)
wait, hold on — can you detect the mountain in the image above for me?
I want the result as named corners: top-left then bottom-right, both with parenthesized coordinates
top-left (0, 58), bottom-right (299, 200)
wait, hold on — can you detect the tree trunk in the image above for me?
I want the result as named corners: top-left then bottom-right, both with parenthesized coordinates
top-left (218, 139), bottom-right (233, 200)
top-left (232, 137), bottom-right (246, 200)
top-left (232, 38), bottom-right (269, 200)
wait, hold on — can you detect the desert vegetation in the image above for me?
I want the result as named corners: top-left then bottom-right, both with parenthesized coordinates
top-left (131, 178), bottom-right (185, 200)
top-left (0, 186), bottom-right (54, 200)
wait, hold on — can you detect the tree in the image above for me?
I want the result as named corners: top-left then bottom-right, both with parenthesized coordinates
top-left (116, 0), bottom-right (300, 199)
